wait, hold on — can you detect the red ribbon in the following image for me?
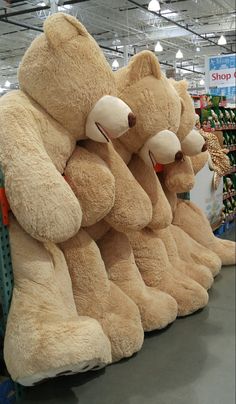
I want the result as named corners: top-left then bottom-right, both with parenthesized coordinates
top-left (0, 187), bottom-right (10, 226)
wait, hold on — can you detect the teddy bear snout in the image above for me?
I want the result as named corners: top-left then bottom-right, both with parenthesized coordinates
top-left (128, 112), bottom-right (136, 128)
top-left (175, 151), bottom-right (184, 161)
top-left (201, 142), bottom-right (208, 152)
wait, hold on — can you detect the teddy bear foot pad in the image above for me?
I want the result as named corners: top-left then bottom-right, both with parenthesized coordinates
top-left (17, 359), bottom-right (105, 387)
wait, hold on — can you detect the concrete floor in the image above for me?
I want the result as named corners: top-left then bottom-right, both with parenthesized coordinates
top-left (21, 227), bottom-right (235, 404)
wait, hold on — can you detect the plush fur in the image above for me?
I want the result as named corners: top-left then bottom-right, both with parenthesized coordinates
top-left (60, 229), bottom-right (144, 362)
top-left (114, 51), bottom-right (211, 316)
top-left (173, 198), bottom-right (236, 266)
top-left (63, 140), bottom-right (178, 355)
top-left (160, 80), bottom-right (223, 276)
top-left (173, 151), bottom-right (236, 266)
top-left (169, 78), bottom-right (195, 142)
top-left (6, 217), bottom-right (111, 386)
top-left (0, 13), bottom-right (138, 384)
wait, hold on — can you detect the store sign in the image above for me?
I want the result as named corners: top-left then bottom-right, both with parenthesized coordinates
top-left (210, 69), bottom-right (236, 86)
top-left (205, 54), bottom-right (236, 106)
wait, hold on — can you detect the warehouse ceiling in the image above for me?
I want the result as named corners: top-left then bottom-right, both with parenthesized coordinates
top-left (0, 0), bottom-right (235, 91)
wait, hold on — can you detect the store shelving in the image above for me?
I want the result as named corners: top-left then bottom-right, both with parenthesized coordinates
top-left (192, 93), bottom-right (236, 233)
top-left (0, 168), bottom-right (22, 402)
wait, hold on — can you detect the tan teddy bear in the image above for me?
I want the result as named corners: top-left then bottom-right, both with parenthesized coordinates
top-left (166, 95), bottom-right (235, 266)
top-left (61, 138), bottom-right (179, 362)
top-left (160, 79), bottom-right (222, 278)
top-left (0, 13), bottom-right (138, 385)
top-left (171, 161), bottom-right (236, 266)
top-left (113, 51), bottom-right (210, 316)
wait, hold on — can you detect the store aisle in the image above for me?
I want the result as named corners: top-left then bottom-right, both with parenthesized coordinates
top-left (21, 228), bottom-right (235, 404)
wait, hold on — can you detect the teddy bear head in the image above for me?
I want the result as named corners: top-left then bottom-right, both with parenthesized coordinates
top-left (115, 51), bottom-right (184, 167)
top-left (18, 13), bottom-right (135, 142)
top-left (169, 79), bottom-right (195, 141)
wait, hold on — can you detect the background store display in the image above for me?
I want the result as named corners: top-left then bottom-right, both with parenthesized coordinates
top-left (191, 93), bottom-right (236, 232)
top-left (205, 54), bottom-right (236, 107)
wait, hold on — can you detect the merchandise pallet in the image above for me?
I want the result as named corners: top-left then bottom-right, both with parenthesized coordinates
top-left (0, 168), bottom-right (22, 402)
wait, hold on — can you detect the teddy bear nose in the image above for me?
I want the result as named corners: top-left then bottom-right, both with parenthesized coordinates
top-left (175, 151), bottom-right (184, 161)
top-left (201, 142), bottom-right (208, 152)
top-left (128, 112), bottom-right (136, 128)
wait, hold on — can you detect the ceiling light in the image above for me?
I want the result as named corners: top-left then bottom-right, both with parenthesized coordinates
top-left (0, 87), bottom-right (4, 93)
top-left (155, 41), bottom-right (163, 52)
top-left (218, 35), bottom-right (227, 45)
top-left (112, 38), bottom-right (121, 46)
top-left (205, 33), bottom-right (215, 38)
top-left (112, 59), bottom-right (119, 69)
top-left (196, 46), bottom-right (201, 52)
top-left (4, 80), bottom-right (11, 88)
top-left (199, 78), bottom-right (205, 86)
top-left (176, 49), bottom-right (183, 59)
top-left (58, 4), bottom-right (72, 10)
top-left (148, 0), bottom-right (161, 12)
top-left (161, 8), bottom-right (178, 17)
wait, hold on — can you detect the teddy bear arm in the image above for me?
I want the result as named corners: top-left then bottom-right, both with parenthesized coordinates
top-left (0, 105), bottom-right (82, 243)
top-left (128, 155), bottom-right (172, 229)
top-left (64, 146), bottom-right (115, 226)
top-left (84, 140), bottom-right (152, 231)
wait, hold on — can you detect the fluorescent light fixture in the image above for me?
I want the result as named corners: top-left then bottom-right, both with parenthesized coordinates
top-left (161, 8), bottom-right (178, 17)
top-left (4, 80), bottom-right (11, 88)
top-left (112, 59), bottom-right (119, 69)
top-left (205, 33), bottom-right (215, 38)
top-left (155, 41), bottom-right (163, 52)
top-left (196, 46), bottom-right (201, 52)
top-left (38, 1), bottom-right (46, 5)
top-left (148, 0), bottom-right (160, 12)
top-left (199, 79), bottom-right (205, 86)
top-left (58, 4), bottom-right (72, 10)
top-left (218, 35), bottom-right (227, 45)
top-left (176, 49), bottom-right (183, 59)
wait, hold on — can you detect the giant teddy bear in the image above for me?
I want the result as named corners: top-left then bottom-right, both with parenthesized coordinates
top-left (159, 79), bottom-right (222, 278)
top-left (109, 51), bottom-right (212, 315)
top-left (111, 51), bottom-right (212, 316)
top-left (61, 52), bottom-right (217, 346)
top-left (159, 79), bottom-right (234, 269)
top-left (167, 156), bottom-right (236, 267)
top-left (119, 69), bottom-right (221, 284)
top-left (61, 133), bottom-right (179, 362)
top-left (0, 13), bottom-right (142, 385)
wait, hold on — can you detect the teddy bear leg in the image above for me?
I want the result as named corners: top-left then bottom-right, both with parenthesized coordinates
top-left (98, 229), bottom-right (178, 332)
top-left (170, 224), bottom-right (221, 277)
top-left (128, 228), bottom-right (209, 317)
top-left (155, 227), bottom-right (214, 290)
top-left (5, 216), bottom-right (112, 386)
top-left (174, 200), bottom-right (235, 266)
top-left (60, 229), bottom-right (144, 362)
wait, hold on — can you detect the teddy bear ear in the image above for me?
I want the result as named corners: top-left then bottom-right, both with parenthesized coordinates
top-left (44, 13), bottom-right (88, 48)
top-left (172, 79), bottom-right (189, 95)
top-left (128, 50), bottom-right (162, 83)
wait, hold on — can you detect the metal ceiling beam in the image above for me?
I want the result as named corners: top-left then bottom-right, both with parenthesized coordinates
top-left (1, 18), bottom-right (43, 32)
top-left (0, 15), bottom-right (204, 76)
top-left (128, 0), bottom-right (233, 53)
top-left (102, 44), bottom-right (204, 75)
top-left (0, 0), bottom-right (89, 20)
